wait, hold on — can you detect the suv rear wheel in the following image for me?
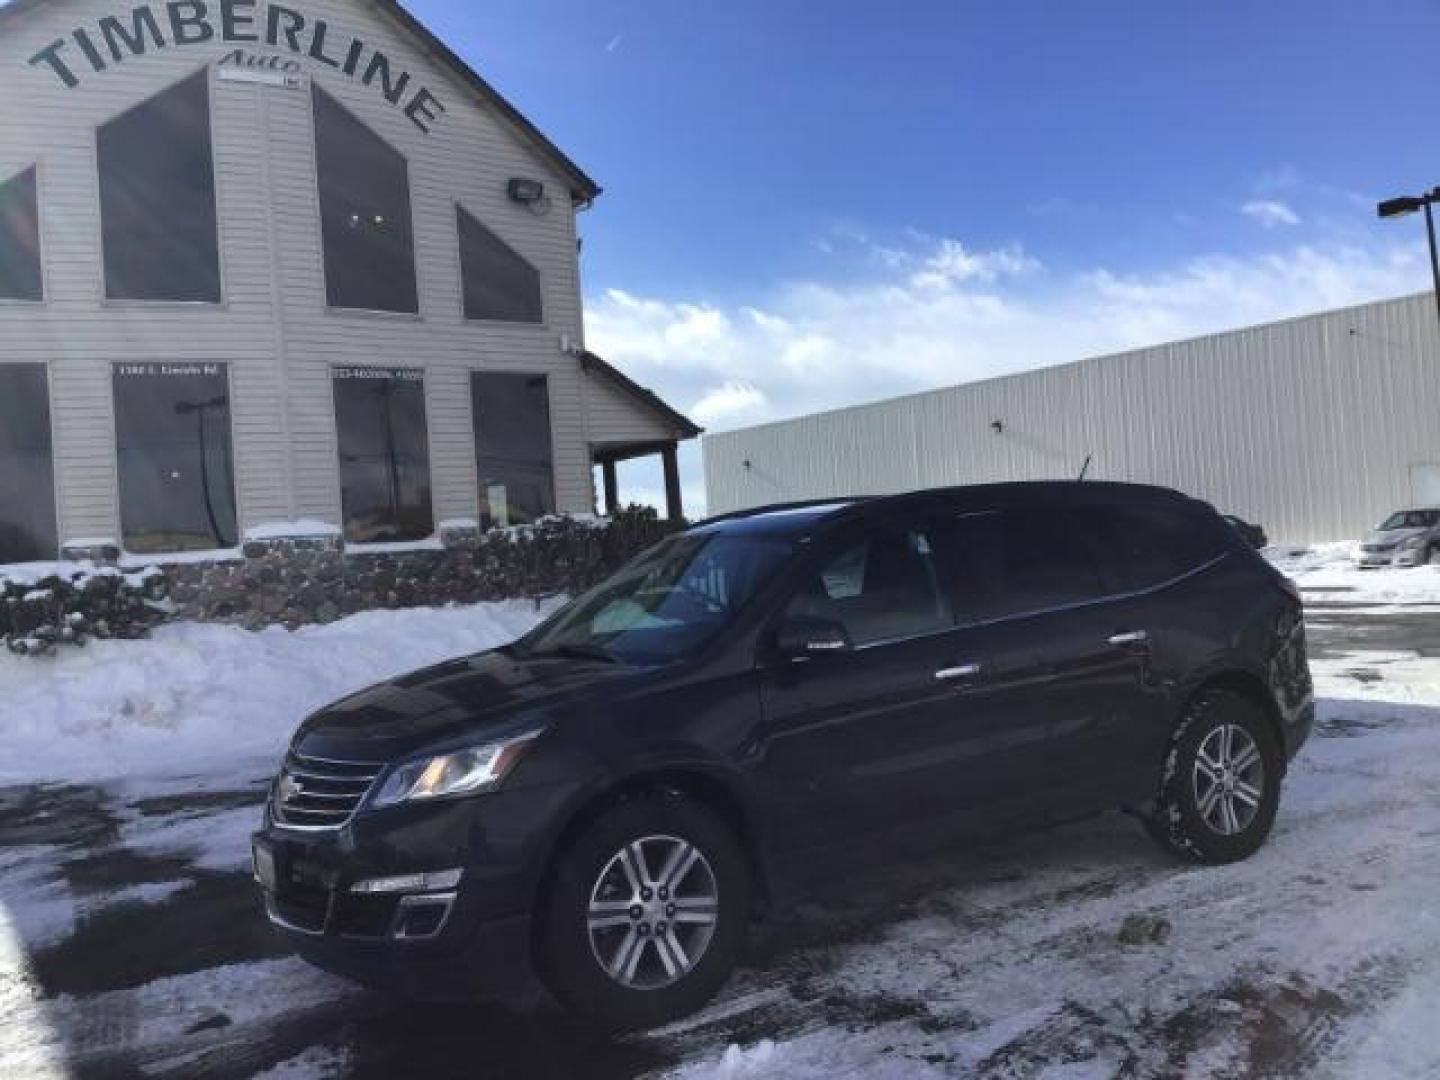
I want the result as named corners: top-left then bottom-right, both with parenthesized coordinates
top-left (1146, 689), bottom-right (1282, 864)
top-left (539, 793), bottom-right (750, 1030)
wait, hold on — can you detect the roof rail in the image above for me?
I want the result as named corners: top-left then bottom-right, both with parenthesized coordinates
top-left (698, 497), bottom-right (867, 527)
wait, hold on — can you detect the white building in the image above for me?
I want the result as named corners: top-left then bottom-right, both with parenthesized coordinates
top-left (0, 0), bottom-right (697, 565)
top-left (703, 292), bottom-right (1440, 544)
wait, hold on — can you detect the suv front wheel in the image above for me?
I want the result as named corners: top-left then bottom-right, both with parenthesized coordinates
top-left (540, 792), bottom-right (750, 1030)
top-left (1146, 689), bottom-right (1283, 864)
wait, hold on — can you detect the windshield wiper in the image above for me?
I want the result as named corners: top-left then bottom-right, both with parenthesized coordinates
top-left (533, 643), bottom-right (619, 664)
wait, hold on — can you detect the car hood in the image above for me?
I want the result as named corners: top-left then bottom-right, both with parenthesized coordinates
top-left (292, 647), bottom-right (641, 761)
top-left (1365, 527), bottom-right (1429, 546)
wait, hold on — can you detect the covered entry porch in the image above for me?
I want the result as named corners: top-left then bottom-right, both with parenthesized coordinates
top-left (580, 351), bottom-right (701, 524)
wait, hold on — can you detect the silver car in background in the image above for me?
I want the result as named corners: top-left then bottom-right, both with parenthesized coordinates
top-left (1357, 508), bottom-right (1440, 568)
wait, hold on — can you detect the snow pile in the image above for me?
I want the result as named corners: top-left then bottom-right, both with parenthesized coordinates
top-left (0, 599), bottom-right (556, 785)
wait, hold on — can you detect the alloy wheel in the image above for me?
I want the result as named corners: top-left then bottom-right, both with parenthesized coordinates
top-left (1192, 723), bottom-right (1265, 836)
top-left (586, 834), bottom-right (720, 990)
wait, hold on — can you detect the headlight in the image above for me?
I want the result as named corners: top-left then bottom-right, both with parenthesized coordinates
top-left (1402, 536), bottom-right (1426, 549)
top-left (369, 730), bottom-right (543, 809)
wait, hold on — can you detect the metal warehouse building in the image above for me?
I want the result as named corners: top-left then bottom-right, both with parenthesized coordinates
top-left (0, 0), bottom-right (697, 566)
top-left (703, 292), bottom-right (1440, 544)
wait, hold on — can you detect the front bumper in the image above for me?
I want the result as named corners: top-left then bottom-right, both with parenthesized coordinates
top-left (1357, 547), bottom-right (1426, 568)
top-left (251, 783), bottom-right (571, 1003)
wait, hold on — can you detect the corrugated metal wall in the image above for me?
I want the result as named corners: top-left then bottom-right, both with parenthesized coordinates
top-left (703, 292), bottom-right (1440, 544)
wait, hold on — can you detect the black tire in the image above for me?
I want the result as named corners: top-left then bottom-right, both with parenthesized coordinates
top-left (1145, 689), bottom-right (1283, 864)
top-left (538, 792), bottom-right (751, 1031)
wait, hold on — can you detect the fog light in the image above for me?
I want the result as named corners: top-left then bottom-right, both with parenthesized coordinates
top-left (392, 893), bottom-right (456, 940)
top-left (349, 868), bottom-right (462, 894)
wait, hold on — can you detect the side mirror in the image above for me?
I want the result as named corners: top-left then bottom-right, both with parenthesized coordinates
top-left (774, 615), bottom-right (852, 658)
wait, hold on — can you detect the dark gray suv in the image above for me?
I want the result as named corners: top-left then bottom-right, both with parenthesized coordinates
top-left (255, 481), bottom-right (1314, 1030)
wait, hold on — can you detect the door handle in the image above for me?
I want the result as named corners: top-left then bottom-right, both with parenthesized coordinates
top-left (1107, 630), bottom-right (1151, 649)
top-left (935, 663), bottom-right (982, 681)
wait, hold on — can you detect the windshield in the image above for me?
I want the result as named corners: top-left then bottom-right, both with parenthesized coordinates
top-left (520, 532), bottom-right (792, 664)
top-left (1379, 510), bottom-right (1440, 530)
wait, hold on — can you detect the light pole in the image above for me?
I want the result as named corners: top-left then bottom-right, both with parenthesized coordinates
top-left (1378, 188), bottom-right (1440, 338)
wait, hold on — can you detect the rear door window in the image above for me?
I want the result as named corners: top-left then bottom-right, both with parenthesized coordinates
top-left (936, 507), bottom-right (1109, 622)
top-left (785, 525), bottom-right (952, 646)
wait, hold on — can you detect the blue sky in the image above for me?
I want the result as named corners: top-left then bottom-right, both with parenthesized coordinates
top-left (405, 0), bottom-right (1435, 513)
top-left (422, 0), bottom-right (1434, 288)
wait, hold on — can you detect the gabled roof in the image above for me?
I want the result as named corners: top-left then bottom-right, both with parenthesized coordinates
top-left (0, 0), bottom-right (601, 203)
top-left (580, 350), bottom-right (703, 440)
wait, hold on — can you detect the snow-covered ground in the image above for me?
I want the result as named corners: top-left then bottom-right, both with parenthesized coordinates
top-left (3, 577), bottom-right (1440, 1077)
top-left (1267, 542), bottom-right (1440, 607)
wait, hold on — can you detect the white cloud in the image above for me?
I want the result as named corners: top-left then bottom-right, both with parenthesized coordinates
top-left (690, 381), bottom-right (767, 425)
top-left (909, 239), bottom-right (1040, 289)
top-left (1241, 199), bottom-right (1301, 228)
top-left (588, 231), bottom-right (1426, 441)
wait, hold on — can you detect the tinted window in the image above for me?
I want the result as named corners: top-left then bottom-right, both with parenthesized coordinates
top-left (313, 86), bottom-right (417, 313)
top-left (471, 373), bottom-right (554, 528)
top-left (785, 526), bottom-right (951, 646)
top-left (1079, 504), bottom-right (1228, 592)
top-left (98, 71), bottom-right (220, 302)
top-left (1380, 510), bottom-right (1440, 530)
top-left (940, 508), bottom-right (1106, 621)
top-left (458, 206), bottom-right (542, 322)
top-left (333, 368), bottom-right (433, 542)
top-left (0, 167), bottom-right (41, 301)
top-left (113, 363), bottom-right (236, 553)
top-left (524, 533), bottom-right (790, 663)
top-left (0, 364), bottom-right (57, 561)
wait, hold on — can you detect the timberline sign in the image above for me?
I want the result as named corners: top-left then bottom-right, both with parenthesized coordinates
top-left (27, 0), bottom-right (447, 133)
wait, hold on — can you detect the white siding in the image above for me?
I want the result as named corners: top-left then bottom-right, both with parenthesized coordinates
top-left (0, 0), bottom-right (675, 550)
top-left (703, 292), bottom-right (1440, 544)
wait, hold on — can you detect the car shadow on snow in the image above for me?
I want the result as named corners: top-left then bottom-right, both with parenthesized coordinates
top-left (0, 780), bottom-right (1173, 1079)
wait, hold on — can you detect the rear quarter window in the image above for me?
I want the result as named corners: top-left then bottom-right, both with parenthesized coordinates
top-left (1081, 504), bottom-right (1229, 592)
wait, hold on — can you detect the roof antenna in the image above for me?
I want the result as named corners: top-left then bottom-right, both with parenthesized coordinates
top-left (1077, 454), bottom-right (1092, 481)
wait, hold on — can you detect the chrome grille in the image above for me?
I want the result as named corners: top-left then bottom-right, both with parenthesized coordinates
top-left (272, 751), bottom-right (385, 830)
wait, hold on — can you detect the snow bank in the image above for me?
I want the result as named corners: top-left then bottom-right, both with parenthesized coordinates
top-left (0, 599), bottom-right (557, 785)
top-left (1266, 543), bottom-right (1440, 606)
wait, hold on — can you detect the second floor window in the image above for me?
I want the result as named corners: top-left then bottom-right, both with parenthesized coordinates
top-left (98, 70), bottom-right (221, 302)
top-left (0, 167), bottom-right (42, 301)
top-left (458, 206), bottom-right (542, 323)
top-left (313, 86), bottom-right (418, 314)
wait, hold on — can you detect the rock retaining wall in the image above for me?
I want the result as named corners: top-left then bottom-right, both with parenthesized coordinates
top-left (159, 507), bottom-right (680, 630)
top-left (2, 508), bottom-right (681, 653)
